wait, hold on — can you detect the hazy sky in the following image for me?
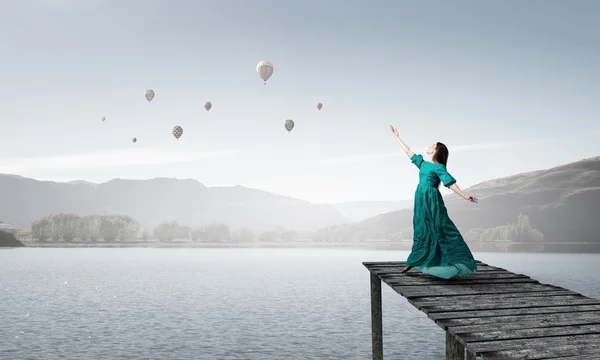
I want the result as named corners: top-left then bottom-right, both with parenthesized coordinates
top-left (1, 0), bottom-right (599, 203)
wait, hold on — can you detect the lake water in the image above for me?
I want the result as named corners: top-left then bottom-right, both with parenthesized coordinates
top-left (1, 249), bottom-right (600, 360)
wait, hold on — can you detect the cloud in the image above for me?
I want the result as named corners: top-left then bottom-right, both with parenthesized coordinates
top-left (0, 148), bottom-right (238, 173)
top-left (319, 140), bottom-right (547, 163)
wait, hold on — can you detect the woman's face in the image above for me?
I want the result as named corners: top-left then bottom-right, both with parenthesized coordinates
top-left (426, 143), bottom-right (437, 155)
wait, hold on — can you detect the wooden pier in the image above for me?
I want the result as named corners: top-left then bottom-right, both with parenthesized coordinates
top-left (364, 261), bottom-right (600, 360)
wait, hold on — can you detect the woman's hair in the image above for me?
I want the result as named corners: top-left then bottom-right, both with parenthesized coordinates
top-left (432, 142), bottom-right (449, 167)
top-left (432, 142), bottom-right (449, 188)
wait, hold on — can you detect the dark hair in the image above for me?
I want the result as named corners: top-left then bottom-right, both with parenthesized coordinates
top-left (432, 142), bottom-right (449, 188)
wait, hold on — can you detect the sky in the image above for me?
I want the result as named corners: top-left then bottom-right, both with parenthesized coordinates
top-left (0, 0), bottom-right (599, 203)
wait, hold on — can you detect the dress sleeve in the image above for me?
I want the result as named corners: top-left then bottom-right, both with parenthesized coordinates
top-left (435, 166), bottom-right (457, 187)
top-left (410, 154), bottom-right (424, 169)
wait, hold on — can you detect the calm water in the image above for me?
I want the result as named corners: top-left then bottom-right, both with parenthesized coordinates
top-left (1, 249), bottom-right (600, 360)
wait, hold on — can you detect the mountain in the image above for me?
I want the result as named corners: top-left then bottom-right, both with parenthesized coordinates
top-left (352, 157), bottom-right (600, 244)
top-left (0, 175), bottom-right (348, 230)
top-left (330, 200), bottom-right (413, 221)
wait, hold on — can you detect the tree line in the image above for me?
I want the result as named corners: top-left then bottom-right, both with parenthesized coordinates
top-left (31, 214), bottom-right (140, 242)
top-left (464, 213), bottom-right (544, 243)
top-left (29, 213), bottom-right (305, 243)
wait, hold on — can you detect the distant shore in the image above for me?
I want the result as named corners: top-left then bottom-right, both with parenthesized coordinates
top-left (22, 240), bottom-right (408, 250)
top-left (13, 240), bottom-right (600, 253)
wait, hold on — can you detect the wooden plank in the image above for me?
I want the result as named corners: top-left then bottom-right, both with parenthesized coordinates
top-left (363, 261), bottom-right (408, 266)
top-left (365, 263), bottom-right (506, 271)
top-left (409, 290), bottom-right (577, 307)
top-left (419, 296), bottom-right (600, 314)
top-left (460, 323), bottom-right (600, 343)
top-left (429, 304), bottom-right (600, 321)
top-left (362, 260), bottom-right (484, 266)
top-left (381, 272), bottom-right (531, 280)
top-left (545, 355), bottom-right (600, 360)
top-left (437, 309), bottom-right (600, 328)
top-left (369, 265), bottom-right (506, 274)
top-left (376, 270), bottom-right (519, 279)
top-left (445, 311), bottom-right (600, 334)
top-left (389, 282), bottom-right (561, 297)
top-left (465, 332), bottom-right (600, 354)
top-left (370, 272), bottom-right (383, 360)
top-left (363, 262), bottom-right (492, 270)
top-left (387, 277), bottom-right (539, 286)
top-left (414, 294), bottom-right (596, 312)
top-left (479, 343), bottom-right (600, 360)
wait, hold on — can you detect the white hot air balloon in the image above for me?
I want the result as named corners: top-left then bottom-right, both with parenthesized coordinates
top-left (256, 61), bottom-right (274, 84)
top-left (145, 89), bottom-right (155, 102)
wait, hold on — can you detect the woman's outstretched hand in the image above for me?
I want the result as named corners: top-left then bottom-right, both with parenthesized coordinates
top-left (390, 125), bottom-right (399, 138)
top-left (466, 195), bottom-right (478, 203)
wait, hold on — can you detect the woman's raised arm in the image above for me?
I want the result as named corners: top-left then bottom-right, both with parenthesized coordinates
top-left (390, 125), bottom-right (415, 158)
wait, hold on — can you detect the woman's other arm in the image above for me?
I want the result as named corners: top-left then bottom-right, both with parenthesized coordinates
top-left (448, 184), bottom-right (478, 203)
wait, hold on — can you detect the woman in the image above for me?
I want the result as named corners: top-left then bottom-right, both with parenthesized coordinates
top-left (390, 125), bottom-right (478, 279)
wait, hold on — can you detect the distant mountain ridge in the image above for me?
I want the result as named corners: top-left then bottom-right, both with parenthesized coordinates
top-left (355, 156), bottom-right (600, 244)
top-left (330, 200), bottom-right (412, 221)
top-left (0, 175), bottom-right (349, 230)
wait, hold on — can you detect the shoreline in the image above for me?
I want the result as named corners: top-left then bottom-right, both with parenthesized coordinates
top-left (10, 240), bottom-right (600, 253)
top-left (21, 241), bottom-right (409, 250)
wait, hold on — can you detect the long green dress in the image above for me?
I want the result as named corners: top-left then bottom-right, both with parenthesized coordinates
top-left (405, 154), bottom-right (477, 279)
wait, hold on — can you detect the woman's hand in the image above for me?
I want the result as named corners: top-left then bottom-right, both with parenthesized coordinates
top-left (390, 124), bottom-right (399, 138)
top-left (466, 195), bottom-right (478, 203)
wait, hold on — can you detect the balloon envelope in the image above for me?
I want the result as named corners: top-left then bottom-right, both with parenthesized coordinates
top-left (172, 125), bottom-right (183, 140)
top-left (132, 137), bottom-right (137, 143)
top-left (204, 101), bottom-right (212, 111)
top-left (284, 119), bottom-right (294, 132)
top-left (145, 89), bottom-right (155, 102)
top-left (317, 103), bottom-right (323, 110)
top-left (256, 61), bottom-right (274, 83)
top-left (101, 117), bottom-right (106, 122)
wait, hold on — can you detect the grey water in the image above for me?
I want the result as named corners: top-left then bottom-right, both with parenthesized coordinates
top-left (1, 249), bottom-right (599, 360)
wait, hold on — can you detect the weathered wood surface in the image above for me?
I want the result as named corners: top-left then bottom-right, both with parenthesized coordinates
top-left (364, 261), bottom-right (600, 359)
top-left (445, 331), bottom-right (466, 360)
top-left (370, 272), bottom-right (383, 360)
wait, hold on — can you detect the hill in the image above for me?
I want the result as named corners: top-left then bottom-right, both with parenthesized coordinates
top-left (0, 227), bottom-right (25, 247)
top-left (330, 200), bottom-right (412, 221)
top-left (320, 157), bottom-right (600, 248)
top-left (0, 175), bottom-right (348, 230)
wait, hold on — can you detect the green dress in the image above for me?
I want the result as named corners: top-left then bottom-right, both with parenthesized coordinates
top-left (405, 154), bottom-right (477, 279)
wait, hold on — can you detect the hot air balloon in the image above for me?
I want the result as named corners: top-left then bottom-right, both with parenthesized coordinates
top-left (101, 116), bottom-right (106, 122)
top-left (145, 89), bottom-right (155, 102)
top-left (132, 137), bottom-right (137, 143)
top-left (172, 125), bottom-right (183, 140)
top-left (204, 101), bottom-right (212, 111)
top-left (284, 119), bottom-right (294, 133)
top-left (256, 61), bottom-right (274, 84)
top-left (317, 103), bottom-right (323, 111)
